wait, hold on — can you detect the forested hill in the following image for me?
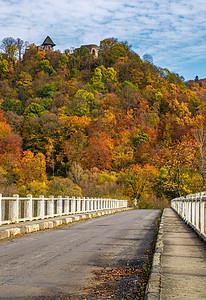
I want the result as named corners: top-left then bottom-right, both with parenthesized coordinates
top-left (0, 38), bottom-right (205, 207)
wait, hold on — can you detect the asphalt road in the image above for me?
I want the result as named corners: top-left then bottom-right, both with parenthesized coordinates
top-left (0, 209), bottom-right (160, 298)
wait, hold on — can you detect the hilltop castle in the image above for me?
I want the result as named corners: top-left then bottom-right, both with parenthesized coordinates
top-left (37, 36), bottom-right (56, 52)
top-left (37, 36), bottom-right (98, 58)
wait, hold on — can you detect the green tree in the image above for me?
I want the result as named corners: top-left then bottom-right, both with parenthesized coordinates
top-left (69, 89), bottom-right (99, 117)
top-left (6, 45), bottom-right (17, 60)
top-left (24, 102), bottom-right (45, 118)
top-left (0, 59), bottom-right (9, 78)
top-left (99, 38), bottom-right (131, 66)
top-left (91, 65), bottom-right (117, 92)
top-left (2, 99), bottom-right (24, 115)
top-left (39, 59), bottom-right (57, 75)
top-left (59, 54), bottom-right (69, 68)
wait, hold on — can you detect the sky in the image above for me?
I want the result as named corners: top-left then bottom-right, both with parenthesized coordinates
top-left (0, 0), bottom-right (205, 81)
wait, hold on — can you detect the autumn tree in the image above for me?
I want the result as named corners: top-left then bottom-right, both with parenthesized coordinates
top-left (0, 110), bottom-right (22, 187)
top-left (193, 123), bottom-right (206, 186)
top-left (16, 150), bottom-right (47, 185)
top-left (83, 132), bottom-right (112, 170)
top-left (99, 38), bottom-right (131, 66)
top-left (119, 164), bottom-right (159, 205)
top-left (154, 136), bottom-right (198, 198)
top-left (91, 65), bottom-right (117, 93)
top-left (0, 59), bottom-right (9, 78)
top-left (68, 161), bottom-right (83, 184)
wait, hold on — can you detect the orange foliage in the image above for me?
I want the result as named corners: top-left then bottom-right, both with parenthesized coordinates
top-left (36, 51), bottom-right (45, 60)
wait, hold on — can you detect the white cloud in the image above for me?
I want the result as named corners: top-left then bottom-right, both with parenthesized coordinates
top-left (0, 0), bottom-right (205, 79)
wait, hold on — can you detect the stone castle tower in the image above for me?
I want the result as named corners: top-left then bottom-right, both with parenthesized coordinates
top-left (37, 36), bottom-right (56, 52)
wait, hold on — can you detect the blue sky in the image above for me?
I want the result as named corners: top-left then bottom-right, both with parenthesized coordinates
top-left (0, 0), bottom-right (205, 81)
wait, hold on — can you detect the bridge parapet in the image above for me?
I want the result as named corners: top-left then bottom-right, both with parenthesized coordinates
top-left (171, 192), bottom-right (206, 240)
top-left (0, 194), bottom-right (127, 226)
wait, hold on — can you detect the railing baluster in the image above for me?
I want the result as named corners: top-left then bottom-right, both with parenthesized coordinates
top-left (171, 192), bottom-right (206, 239)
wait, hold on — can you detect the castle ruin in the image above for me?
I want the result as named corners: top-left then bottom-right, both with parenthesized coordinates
top-left (37, 36), bottom-right (56, 52)
top-left (37, 36), bottom-right (98, 58)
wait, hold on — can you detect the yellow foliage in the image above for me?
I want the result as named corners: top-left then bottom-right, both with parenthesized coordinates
top-left (16, 150), bottom-right (47, 185)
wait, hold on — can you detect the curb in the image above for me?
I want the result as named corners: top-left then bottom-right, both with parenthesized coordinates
top-left (0, 208), bottom-right (131, 241)
top-left (144, 209), bottom-right (165, 300)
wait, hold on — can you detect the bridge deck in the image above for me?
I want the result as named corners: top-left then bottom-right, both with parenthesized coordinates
top-left (160, 208), bottom-right (206, 299)
top-left (0, 209), bottom-right (159, 298)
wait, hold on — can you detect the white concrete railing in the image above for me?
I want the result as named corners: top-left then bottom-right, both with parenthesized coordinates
top-left (171, 192), bottom-right (206, 240)
top-left (0, 194), bottom-right (127, 225)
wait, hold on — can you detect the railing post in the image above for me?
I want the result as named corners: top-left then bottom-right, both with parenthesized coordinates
top-left (204, 199), bottom-right (206, 235)
top-left (192, 195), bottom-right (195, 225)
top-left (48, 196), bottom-right (54, 217)
top-left (76, 197), bottom-right (81, 213)
top-left (57, 196), bottom-right (62, 216)
top-left (11, 194), bottom-right (19, 223)
top-left (82, 197), bottom-right (86, 213)
top-left (195, 194), bottom-right (199, 228)
top-left (38, 195), bottom-right (45, 219)
top-left (199, 193), bottom-right (202, 230)
top-left (85, 198), bottom-right (87, 212)
top-left (26, 194), bottom-right (33, 221)
top-left (200, 194), bottom-right (204, 234)
top-left (106, 199), bottom-right (109, 209)
top-left (183, 198), bottom-right (185, 218)
top-left (186, 197), bottom-right (189, 222)
top-left (65, 196), bottom-right (70, 215)
top-left (91, 198), bottom-right (94, 211)
top-left (0, 194), bottom-right (2, 225)
top-left (85, 198), bottom-right (88, 212)
top-left (71, 197), bottom-right (76, 214)
top-left (95, 198), bottom-right (97, 211)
